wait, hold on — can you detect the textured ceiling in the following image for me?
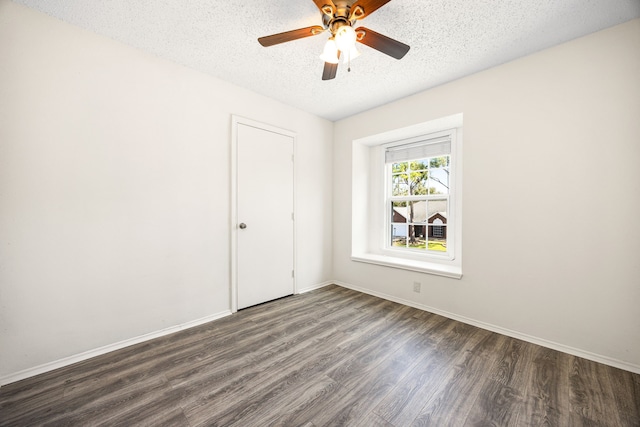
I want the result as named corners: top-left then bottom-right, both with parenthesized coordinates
top-left (13, 0), bottom-right (640, 121)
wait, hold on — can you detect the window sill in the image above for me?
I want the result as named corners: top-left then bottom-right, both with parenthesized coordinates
top-left (351, 253), bottom-right (462, 279)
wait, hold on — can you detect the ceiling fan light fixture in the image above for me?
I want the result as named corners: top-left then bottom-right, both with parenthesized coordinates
top-left (319, 38), bottom-right (340, 64)
top-left (257, 0), bottom-right (410, 80)
top-left (334, 25), bottom-right (357, 53)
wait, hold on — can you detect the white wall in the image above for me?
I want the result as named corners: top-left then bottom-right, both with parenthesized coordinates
top-left (333, 19), bottom-right (640, 371)
top-left (0, 1), bottom-right (333, 381)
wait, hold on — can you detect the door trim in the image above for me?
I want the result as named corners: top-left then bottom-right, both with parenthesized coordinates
top-left (230, 115), bottom-right (297, 313)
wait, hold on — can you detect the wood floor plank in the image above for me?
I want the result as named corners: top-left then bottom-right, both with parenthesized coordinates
top-left (569, 355), bottom-right (626, 426)
top-left (41, 375), bottom-right (168, 427)
top-left (231, 373), bottom-right (339, 427)
top-left (243, 302), bottom-right (423, 426)
top-left (375, 319), bottom-right (493, 426)
top-left (1, 285), bottom-right (638, 427)
top-left (521, 345), bottom-right (571, 426)
top-left (0, 385), bottom-right (68, 426)
top-left (311, 310), bottom-right (435, 425)
top-left (489, 337), bottom-right (535, 388)
top-left (166, 291), bottom-right (359, 395)
top-left (355, 412), bottom-right (396, 427)
top-left (308, 339), bottom-right (426, 426)
top-left (42, 316), bottom-right (251, 402)
top-left (184, 335), bottom-right (350, 426)
top-left (95, 397), bottom-right (191, 427)
top-left (464, 379), bottom-right (525, 426)
top-left (464, 336), bottom-right (535, 426)
top-left (163, 306), bottom-right (329, 384)
top-left (180, 304), bottom-right (356, 424)
top-left (608, 365), bottom-right (640, 426)
top-left (409, 328), bottom-right (502, 426)
top-left (173, 334), bottom-right (340, 416)
top-left (372, 316), bottom-right (461, 425)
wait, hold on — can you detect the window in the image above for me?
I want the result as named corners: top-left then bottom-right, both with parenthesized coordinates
top-left (385, 133), bottom-right (453, 258)
top-left (351, 114), bottom-right (462, 278)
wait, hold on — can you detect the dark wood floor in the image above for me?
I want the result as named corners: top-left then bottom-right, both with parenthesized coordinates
top-left (1, 285), bottom-right (639, 426)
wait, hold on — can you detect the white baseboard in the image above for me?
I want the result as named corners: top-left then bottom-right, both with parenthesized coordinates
top-left (297, 280), bottom-right (333, 294)
top-left (0, 310), bottom-right (232, 386)
top-left (334, 280), bottom-right (640, 375)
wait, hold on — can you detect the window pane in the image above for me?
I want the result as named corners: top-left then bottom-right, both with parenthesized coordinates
top-left (409, 201), bottom-right (427, 223)
top-left (427, 225), bottom-right (447, 251)
top-left (408, 225), bottom-right (426, 249)
top-left (391, 225), bottom-right (407, 247)
top-left (427, 199), bottom-right (448, 252)
top-left (406, 201), bottom-right (427, 250)
top-left (391, 175), bottom-right (409, 196)
top-left (410, 160), bottom-right (429, 171)
top-left (392, 235), bottom-right (407, 247)
top-left (392, 162), bottom-right (408, 174)
top-left (428, 199), bottom-right (447, 218)
top-left (409, 171), bottom-right (429, 195)
top-left (430, 156), bottom-right (450, 168)
top-left (391, 202), bottom-right (407, 247)
top-left (429, 167), bottom-right (449, 194)
top-left (391, 201), bottom-right (407, 223)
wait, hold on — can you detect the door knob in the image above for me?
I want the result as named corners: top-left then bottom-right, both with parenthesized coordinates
top-left (239, 223), bottom-right (247, 229)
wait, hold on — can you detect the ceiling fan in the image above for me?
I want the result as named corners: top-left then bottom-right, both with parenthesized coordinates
top-left (258, 0), bottom-right (410, 80)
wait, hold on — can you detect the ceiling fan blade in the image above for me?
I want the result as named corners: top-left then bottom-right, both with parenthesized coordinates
top-left (258, 26), bottom-right (325, 47)
top-left (350, 0), bottom-right (391, 19)
top-left (313, 0), bottom-right (337, 14)
top-left (322, 52), bottom-right (340, 80)
top-left (356, 27), bottom-right (409, 59)
top-left (322, 62), bottom-right (339, 80)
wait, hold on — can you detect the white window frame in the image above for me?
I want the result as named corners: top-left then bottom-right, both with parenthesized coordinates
top-left (383, 129), bottom-right (456, 261)
top-left (350, 114), bottom-right (463, 279)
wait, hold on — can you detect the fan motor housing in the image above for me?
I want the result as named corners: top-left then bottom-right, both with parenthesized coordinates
top-left (326, 16), bottom-right (351, 35)
top-left (321, 0), bottom-right (358, 33)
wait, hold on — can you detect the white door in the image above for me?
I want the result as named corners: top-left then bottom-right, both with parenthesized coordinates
top-left (235, 121), bottom-right (294, 310)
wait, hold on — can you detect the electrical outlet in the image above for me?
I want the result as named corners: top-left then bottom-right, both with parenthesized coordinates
top-left (413, 281), bottom-right (421, 293)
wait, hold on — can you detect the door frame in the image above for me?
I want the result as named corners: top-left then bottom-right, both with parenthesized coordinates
top-left (230, 115), bottom-right (297, 313)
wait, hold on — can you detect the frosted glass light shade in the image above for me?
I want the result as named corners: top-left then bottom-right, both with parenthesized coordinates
top-left (319, 38), bottom-right (339, 64)
top-left (334, 25), bottom-right (356, 53)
